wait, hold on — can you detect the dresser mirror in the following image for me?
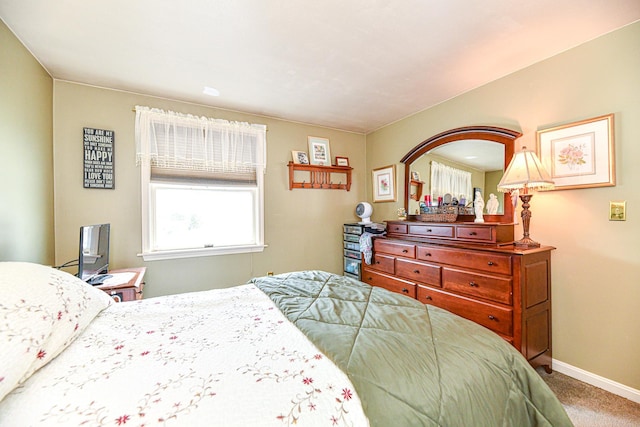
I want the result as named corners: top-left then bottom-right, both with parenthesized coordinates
top-left (400, 126), bottom-right (521, 223)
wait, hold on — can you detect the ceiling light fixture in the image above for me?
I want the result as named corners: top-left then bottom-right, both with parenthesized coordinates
top-left (203, 86), bottom-right (220, 96)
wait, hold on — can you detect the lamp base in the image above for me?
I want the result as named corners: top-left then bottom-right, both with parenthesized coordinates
top-left (514, 236), bottom-right (541, 249)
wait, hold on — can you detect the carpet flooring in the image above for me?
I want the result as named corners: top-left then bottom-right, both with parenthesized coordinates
top-left (539, 369), bottom-right (640, 427)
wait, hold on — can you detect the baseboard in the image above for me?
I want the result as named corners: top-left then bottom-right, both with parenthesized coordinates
top-left (553, 359), bottom-right (640, 404)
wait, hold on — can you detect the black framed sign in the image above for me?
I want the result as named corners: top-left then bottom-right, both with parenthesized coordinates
top-left (83, 127), bottom-right (114, 189)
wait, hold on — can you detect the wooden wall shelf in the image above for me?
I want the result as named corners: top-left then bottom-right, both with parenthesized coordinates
top-left (288, 162), bottom-right (352, 191)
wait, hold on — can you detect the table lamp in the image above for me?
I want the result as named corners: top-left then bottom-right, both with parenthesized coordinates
top-left (497, 146), bottom-right (554, 248)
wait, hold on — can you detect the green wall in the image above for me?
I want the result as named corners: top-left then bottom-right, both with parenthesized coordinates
top-left (366, 22), bottom-right (640, 391)
top-left (0, 19), bottom-right (54, 263)
top-left (52, 82), bottom-right (367, 296)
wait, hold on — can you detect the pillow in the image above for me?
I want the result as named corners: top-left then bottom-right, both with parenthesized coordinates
top-left (0, 262), bottom-right (113, 401)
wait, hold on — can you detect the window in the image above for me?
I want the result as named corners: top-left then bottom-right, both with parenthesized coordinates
top-left (430, 161), bottom-right (472, 202)
top-left (135, 106), bottom-right (267, 260)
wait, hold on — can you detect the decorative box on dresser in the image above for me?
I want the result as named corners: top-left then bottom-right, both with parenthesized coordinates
top-left (362, 220), bottom-right (554, 372)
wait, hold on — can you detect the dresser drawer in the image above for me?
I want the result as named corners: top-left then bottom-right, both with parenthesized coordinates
top-left (369, 253), bottom-right (395, 274)
top-left (418, 246), bottom-right (512, 275)
top-left (396, 258), bottom-right (441, 287)
top-left (417, 286), bottom-right (513, 337)
top-left (387, 223), bottom-right (408, 234)
top-left (362, 268), bottom-right (416, 298)
top-left (455, 225), bottom-right (494, 242)
top-left (374, 239), bottom-right (416, 258)
top-left (408, 224), bottom-right (454, 238)
top-left (442, 268), bottom-right (512, 304)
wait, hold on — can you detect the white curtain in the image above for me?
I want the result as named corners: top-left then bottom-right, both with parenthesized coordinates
top-left (430, 161), bottom-right (472, 201)
top-left (135, 106), bottom-right (266, 177)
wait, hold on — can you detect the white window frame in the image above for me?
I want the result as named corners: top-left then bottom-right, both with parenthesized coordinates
top-left (139, 162), bottom-right (265, 261)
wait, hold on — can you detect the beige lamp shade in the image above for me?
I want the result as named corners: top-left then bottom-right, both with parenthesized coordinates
top-left (497, 147), bottom-right (554, 193)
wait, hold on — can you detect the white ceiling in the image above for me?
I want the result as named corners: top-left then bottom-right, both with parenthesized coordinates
top-left (1, 1), bottom-right (639, 134)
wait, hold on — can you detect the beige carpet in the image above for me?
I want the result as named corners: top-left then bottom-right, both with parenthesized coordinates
top-left (539, 369), bottom-right (640, 427)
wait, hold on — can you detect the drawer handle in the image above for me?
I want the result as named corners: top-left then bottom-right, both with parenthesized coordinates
top-left (423, 252), bottom-right (431, 257)
top-left (426, 228), bottom-right (432, 232)
top-left (376, 261), bottom-right (381, 264)
top-left (424, 295), bottom-right (432, 300)
top-left (488, 315), bottom-right (497, 321)
top-left (402, 288), bottom-right (409, 293)
top-left (402, 249), bottom-right (408, 253)
top-left (469, 281), bottom-right (479, 287)
top-left (469, 231), bottom-right (477, 236)
top-left (487, 261), bottom-right (494, 266)
top-left (413, 269), bottom-right (420, 274)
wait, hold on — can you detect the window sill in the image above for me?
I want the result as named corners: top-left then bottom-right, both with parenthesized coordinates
top-left (138, 244), bottom-right (266, 261)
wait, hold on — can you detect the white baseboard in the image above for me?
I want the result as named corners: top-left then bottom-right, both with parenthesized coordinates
top-left (552, 359), bottom-right (640, 404)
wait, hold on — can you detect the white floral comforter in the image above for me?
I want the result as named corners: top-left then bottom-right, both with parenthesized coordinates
top-left (0, 284), bottom-right (369, 427)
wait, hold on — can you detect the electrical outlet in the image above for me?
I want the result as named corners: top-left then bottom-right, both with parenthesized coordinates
top-left (609, 201), bottom-right (626, 221)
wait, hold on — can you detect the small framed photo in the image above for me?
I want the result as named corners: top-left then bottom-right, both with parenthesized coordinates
top-left (537, 113), bottom-right (615, 190)
top-left (609, 201), bottom-right (626, 221)
top-left (335, 156), bottom-right (350, 167)
top-left (411, 171), bottom-right (420, 181)
top-left (308, 136), bottom-right (331, 166)
top-left (291, 150), bottom-right (309, 164)
top-left (372, 164), bottom-right (397, 202)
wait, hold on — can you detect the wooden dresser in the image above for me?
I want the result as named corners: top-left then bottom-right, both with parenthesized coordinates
top-left (362, 220), bottom-right (554, 372)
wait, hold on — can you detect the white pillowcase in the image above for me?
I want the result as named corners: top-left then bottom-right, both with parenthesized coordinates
top-left (0, 262), bottom-right (113, 401)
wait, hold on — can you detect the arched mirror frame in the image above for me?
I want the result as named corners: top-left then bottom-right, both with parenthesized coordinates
top-left (401, 126), bottom-right (521, 223)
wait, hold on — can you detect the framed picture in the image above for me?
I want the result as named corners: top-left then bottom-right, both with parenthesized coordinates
top-left (372, 164), bottom-right (396, 202)
top-left (411, 171), bottom-right (420, 181)
top-left (537, 114), bottom-right (615, 190)
top-left (335, 156), bottom-right (350, 167)
top-left (307, 136), bottom-right (331, 166)
top-left (291, 150), bottom-right (309, 164)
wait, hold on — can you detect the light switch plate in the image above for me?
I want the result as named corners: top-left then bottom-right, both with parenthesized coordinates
top-left (609, 201), bottom-right (626, 221)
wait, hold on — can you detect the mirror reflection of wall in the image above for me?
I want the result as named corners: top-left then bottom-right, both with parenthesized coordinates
top-left (409, 153), bottom-right (485, 214)
top-left (408, 143), bottom-right (505, 215)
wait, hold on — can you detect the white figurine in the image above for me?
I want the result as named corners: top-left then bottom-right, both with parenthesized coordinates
top-left (486, 193), bottom-right (499, 214)
top-left (511, 189), bottom-right (519, 224)
top-left (474, 190), bottom-right (485, 223)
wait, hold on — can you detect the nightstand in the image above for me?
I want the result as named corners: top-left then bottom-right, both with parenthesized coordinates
top-left (95, 267), bottom-right (146, 302)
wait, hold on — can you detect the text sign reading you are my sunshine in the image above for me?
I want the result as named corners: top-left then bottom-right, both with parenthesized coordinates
top-left (83, 127), bottom-right (114, 189)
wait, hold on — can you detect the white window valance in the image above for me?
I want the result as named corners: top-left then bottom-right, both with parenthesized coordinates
top-left (430, 160), bottom-right (472, 201)
top-left (135, 106), bottom-right (266, 178)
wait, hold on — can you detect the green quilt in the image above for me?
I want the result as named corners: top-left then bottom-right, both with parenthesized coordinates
top-left (251, 270), bottom-right (573, 427)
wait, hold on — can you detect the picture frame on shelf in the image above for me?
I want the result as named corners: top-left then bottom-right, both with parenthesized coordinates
top-left (335, 156), bottom-right (350, 167)
top-left (291, 150), bottom-right (309, 165)
top-left (308, 136), bottom-right (331, 166)
top-left (411, 171), bottom-right (420, 181)
top-left (537, 113), bottom-right (615, 190)
top-left (372, 164), bottom-right (396, 202)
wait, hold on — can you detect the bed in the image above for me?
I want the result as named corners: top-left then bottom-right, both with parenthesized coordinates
top-left (0, 263), bottom-right (572, 426)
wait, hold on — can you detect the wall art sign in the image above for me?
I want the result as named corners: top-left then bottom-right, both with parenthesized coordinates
top-left (537, 114), bottom-right (615, 190)
top-left (307, 136), bottom-right (331, 166)
top-left (83, 127), bottom-right (114, 189)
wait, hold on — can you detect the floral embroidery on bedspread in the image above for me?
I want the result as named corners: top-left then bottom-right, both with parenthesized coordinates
top-left (0, 285), bottom-right (368, 427)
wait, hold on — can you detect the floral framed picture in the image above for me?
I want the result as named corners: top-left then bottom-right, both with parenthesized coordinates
top-left (307, 136), bottom-right (331, 166)
top-left (537, 114), bottom-right (615, 190)
top-left (372, 164), bottom-right (396, 202)
top-left (291, 150), bottom-right (309, 164)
